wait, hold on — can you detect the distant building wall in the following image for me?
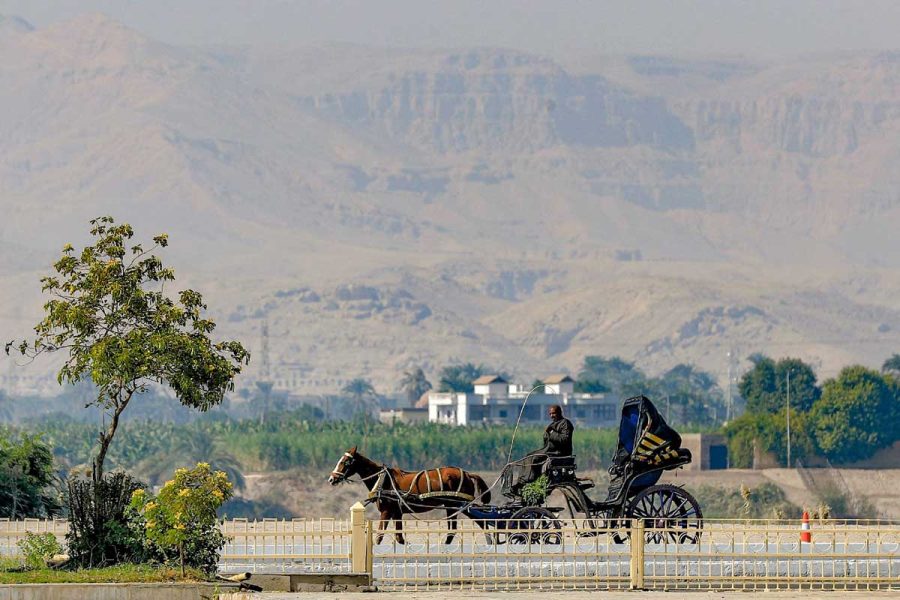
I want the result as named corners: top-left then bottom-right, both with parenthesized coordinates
top-left (379, 408), bottom-right (428, 425)
top-left (544, 381), bottom-right (574, 395)
top-left (681, 433), bottom-right (728, 470)
top-left (426, 390), bottom-right (619, 428)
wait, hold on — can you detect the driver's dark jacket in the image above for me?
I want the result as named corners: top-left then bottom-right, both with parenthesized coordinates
top-left (541, 417), bottom-right (574, 456)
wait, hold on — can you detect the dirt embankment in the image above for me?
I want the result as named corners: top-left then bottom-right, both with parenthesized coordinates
top-left (236, 467), bottom-right (900, 520)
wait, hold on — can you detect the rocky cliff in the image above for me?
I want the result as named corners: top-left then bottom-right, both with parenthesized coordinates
top-left (2, 15), bottom-right (900, 397)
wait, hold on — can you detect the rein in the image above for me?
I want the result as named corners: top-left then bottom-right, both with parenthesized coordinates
top-left (344, 469), bottom-right (387, 485)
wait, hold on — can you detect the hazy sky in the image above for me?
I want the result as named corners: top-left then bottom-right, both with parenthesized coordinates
top-left (2, 0), bottom-right (900, 60)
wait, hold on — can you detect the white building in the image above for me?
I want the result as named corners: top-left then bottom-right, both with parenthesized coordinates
top-left (427, 374), bottom-right (620, 427)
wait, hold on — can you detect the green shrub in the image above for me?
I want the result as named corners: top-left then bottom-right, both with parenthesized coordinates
top-left (16, 532), bottom-right (63, 570)
top-left (520, 475), bottom-right (550, 505)
top-left (130, 463), bottom-right (233, 576)
top-left (693, 482), bottom-right (799, 519)
top-left (65, 472), bottom-right (146, 568)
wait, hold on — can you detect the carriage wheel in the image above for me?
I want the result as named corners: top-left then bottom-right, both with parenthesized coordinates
top-left (624, 484), bottom-right (702, 544)
top-left (507, 507), bottom-right (563, 545)
top-left (481, 524), bottom-right (504, 546)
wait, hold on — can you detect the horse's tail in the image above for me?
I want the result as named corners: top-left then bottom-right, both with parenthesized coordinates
top-left (469, 472), bottom-right (491, 504)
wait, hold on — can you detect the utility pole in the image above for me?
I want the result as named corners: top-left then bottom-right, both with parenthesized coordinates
top-left (726, 350), bottom-right (734, 422)
top-left (256, 319), bottom-right (273, 425)
top-left (786, 369), bottom-right (792, 468)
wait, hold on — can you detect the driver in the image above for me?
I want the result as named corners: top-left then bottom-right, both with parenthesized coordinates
top-left (512, 404), bottom-right (574, 492)
top-left (543, 404), bottom-right (574, 457)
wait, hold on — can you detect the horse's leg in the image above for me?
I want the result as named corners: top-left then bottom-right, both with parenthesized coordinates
top-left (445, 509), bottom-right (458, 544)
top-left (376, 508), bottom-right (390, 545)
top-left (394, 509), bottom-right (405, 545)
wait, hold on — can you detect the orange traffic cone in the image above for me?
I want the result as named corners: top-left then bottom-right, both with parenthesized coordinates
top-left (800, 511), bottom-right (811, 543)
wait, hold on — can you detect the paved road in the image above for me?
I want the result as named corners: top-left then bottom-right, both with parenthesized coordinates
top-left (220, 592), bottom-right (900, 599)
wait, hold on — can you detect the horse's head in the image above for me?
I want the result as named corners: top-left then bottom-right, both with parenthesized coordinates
top-left (328, 446), bottom-right (358, 485)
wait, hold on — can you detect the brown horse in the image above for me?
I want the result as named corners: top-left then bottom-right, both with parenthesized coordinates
top-left (328, 446), bottom-right (491, 544)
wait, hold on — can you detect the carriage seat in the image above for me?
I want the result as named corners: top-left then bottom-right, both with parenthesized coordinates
top-left (647, 447), bottom-right (692, 470)
top-left (576, 477), bottom-right (594, 490)
top-left (544, 455), bottom-right (577, 483)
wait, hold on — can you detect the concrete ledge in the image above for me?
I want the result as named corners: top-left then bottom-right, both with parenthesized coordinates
top-left (289, 573), bottom-right (371, 592)
top-left (0, 582), bottom-right (237, 600)
top-left (218, 573), bottom-right (371, 594)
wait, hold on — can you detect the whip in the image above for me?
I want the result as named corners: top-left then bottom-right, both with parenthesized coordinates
top-left (506, 384), bottom-right (548, 465)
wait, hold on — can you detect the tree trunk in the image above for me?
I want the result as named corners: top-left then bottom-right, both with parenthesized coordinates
top-left (92, 390), bottom-right (133, 483)
top-left (179, 542), bottom-right (185, 577)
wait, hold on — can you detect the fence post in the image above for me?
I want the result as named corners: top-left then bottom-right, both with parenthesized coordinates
top-left (630, 520), bottom-right (645, 590)
top-left (365, 519), bottom-right (374, 585)
top-left (350, 502), bottom-right (368, 574)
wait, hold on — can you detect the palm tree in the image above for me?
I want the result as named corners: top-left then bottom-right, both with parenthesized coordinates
top-left (342, 378), bottom-right (377, 418)
top-left (399, 368), bottom-right (432, 407)
top-left (136, 429), bottom-right (245, 491)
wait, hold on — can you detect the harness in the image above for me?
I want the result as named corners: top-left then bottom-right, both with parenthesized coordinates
top-left (333, 452), bottom-right (502, 521)
top-left (368, 466), bottom-right (476, 504)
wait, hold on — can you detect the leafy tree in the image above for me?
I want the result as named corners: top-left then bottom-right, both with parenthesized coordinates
top-left (573, 377), bottom-right (610, 394)
top-left (747, 352), bottom-right (768, 365)
top-left (738, 355), bottom-right (820, 415)
top-left (342, 378), bottom-right (377, 416)
top-left (809, 366), bottom-right (898, 464)
top-left (577, 356), bottom-right (648, 395)
top-left (657, 364), bottom-right (725, 426)
top-left (399, 367), bottom-right (432, 407)
top-left (6, 217), bottom-right (250, 481)
top-left (0, 432), bottom-right (60, 518)
top-left (883, 354), bottom-right (900, 375)
top-left (661, 364), bottom-right (718, 393)
top-left (529, 379), bottom-right (546, 391)
top-left (724, 410), bottom-right (816, 468)
top-left (437, 363), bottom-right (485, 393)
top-left (738, 355), bottom-right (778, 413)
top-left (777, 357), bottom-right (821, 412)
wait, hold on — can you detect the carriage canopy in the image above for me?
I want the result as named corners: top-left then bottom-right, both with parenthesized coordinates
top-left (615, 395), bottom-right (685, 470)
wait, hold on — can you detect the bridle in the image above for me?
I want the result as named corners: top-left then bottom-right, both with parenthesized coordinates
top-left (330, 451), bottom-right (388, 487)
top-left (330, 452), bottom-right (355, 483)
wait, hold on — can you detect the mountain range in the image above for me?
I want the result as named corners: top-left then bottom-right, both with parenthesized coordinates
top-left (2, 14), bottom-right (899, 398)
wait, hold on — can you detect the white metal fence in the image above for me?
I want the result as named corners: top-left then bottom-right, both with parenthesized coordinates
top-left (0, 517), bottom-right (353, 573)
top-left (3, 511), bottom-right (899, 591)
top-left (0, 519), bottom-right (68, 557)
top-left (369, 515), bottom-right (900, 591)
top-left (219, 518), bottom-right (352, 573)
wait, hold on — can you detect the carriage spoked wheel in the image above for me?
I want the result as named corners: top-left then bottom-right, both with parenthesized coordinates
top-left (624, 484), bottom-right (703, 544)
top-left (507, 507), bottom-right (563, 545)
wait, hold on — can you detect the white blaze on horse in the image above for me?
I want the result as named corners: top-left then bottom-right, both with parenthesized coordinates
top-left (328, 446), bottom-right (491, 544)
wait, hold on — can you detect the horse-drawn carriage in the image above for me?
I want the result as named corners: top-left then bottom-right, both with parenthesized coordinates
top-left (329, 395), bottom-right (702, 545)
top-left (465, 395), bottom-right (702, 544)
